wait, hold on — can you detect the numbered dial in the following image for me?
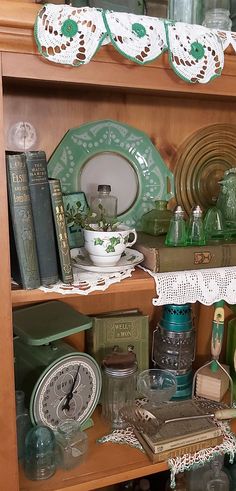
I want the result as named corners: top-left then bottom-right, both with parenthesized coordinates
top-left (31, 353), bottom-right (101, 430)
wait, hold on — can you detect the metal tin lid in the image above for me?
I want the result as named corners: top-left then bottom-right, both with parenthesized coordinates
top-left (103, 349), bottom-right (138, 376)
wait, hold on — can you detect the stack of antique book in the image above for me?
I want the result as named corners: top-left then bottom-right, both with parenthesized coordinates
top-left (6, 151), bottom-right (73, 289)
top-left (134, 400), bottom-right (223, 463)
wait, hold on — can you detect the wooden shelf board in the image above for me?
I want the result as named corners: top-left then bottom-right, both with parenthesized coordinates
top-left (19, 408), bottom-right (168, 491)
top-left (11, 269), bottom-right (156, 306)
top-left (1, 3), bottom-right (236, 99)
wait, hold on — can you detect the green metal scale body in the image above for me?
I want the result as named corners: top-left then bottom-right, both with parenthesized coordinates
top-left (13, 301), bottom-right (102, 431)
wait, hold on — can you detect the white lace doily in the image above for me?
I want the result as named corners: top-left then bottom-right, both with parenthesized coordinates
top-left (139, 266), bottom-right (236, 306)
top-left (39, 266), bottom-right (135, 295)
top-left (34, 5), bottom-right (236, 84)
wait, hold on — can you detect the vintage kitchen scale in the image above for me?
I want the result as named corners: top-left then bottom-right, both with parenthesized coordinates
top-left (13, 301), bottom-right (102, 431)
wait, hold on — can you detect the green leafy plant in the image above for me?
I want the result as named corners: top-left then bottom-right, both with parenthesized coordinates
top-left (65, 201), bottom-right (120, 232)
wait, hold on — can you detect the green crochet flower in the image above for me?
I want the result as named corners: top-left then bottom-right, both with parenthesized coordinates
top-left (132, 22), bottom-right (146, 38)
top-left (61, 19), bottom-right (78, 38)
top-left (190, 41), bottom-right (205, 60)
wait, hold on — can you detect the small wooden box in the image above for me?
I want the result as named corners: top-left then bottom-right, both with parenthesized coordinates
top-left (196, 364), bottom-right (230, 402)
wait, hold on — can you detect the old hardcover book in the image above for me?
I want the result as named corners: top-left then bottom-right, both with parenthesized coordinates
top-left (49, 178), bottom-right (74, 284)
top-left (6, 152), bottom-right (40, 290)
top-left (137, 400), bottom-right (222, 455)
top-left (25, 151), bottom-right (59, 286)
top-left (135, 232), bottom-right (236, 272)
top-left (85, 313), bottom-right (149, 375)
top-left (135, 430), bottom-right (223, 463)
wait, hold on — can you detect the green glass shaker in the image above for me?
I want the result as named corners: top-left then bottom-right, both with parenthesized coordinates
top-left (141, 200), bottom-right (172, 236)
top-left (187, 205), bottom-right (206, 246)
top-left (165, 205), bottom-right (187, 247)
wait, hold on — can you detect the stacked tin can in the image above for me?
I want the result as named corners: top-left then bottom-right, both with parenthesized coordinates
top-left (152, 304), bottom-right (195, 399)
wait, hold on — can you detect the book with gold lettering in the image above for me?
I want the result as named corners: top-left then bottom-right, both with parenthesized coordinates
top-left (25, 151), bottom-right (59, 286)
top-left (86, 312), bottom-right (149, 375)
top-left (6, 152), bottom-right (40, 290)
top-left (49, 178), bottom-right (73, 284)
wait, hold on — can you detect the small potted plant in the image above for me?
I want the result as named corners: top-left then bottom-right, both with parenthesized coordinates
top-left (65, 203), bottom-right (137, 267)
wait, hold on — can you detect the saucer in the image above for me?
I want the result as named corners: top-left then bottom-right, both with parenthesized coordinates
top-left (71, 248), bottom-right (144, 273)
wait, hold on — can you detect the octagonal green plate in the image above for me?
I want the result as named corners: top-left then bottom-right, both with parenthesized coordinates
top-left (47, 120), bottom-right (174, 228)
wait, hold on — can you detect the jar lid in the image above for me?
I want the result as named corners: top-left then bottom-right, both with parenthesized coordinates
top-left (103, 350), bottom-right (137, 375)
top-left (98, 184), bottom-right (111, 192)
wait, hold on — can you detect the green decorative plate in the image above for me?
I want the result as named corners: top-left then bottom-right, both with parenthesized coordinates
top-left (47, 120), bottom-right (174, 228)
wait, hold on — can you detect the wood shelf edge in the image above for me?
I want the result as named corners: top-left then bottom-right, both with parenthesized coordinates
top-left (11, 269), bottom-right (156, 306)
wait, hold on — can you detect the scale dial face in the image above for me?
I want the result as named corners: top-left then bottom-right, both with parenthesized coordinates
top-left (31, 353), bottom-right (101, 430)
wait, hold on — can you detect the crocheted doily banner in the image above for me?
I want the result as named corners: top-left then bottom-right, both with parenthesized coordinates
top-left (33, 3), bottom-right (236, 84)
top-left (39, 266), bottom-right (134, 295)
top-left (139, 266), bottom-right (236, 306)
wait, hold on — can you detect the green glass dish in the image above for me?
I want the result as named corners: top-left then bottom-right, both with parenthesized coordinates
top-left (141, 200), bottom-right (172, 236)
top-left (47, 120), bottom-right (175, 229)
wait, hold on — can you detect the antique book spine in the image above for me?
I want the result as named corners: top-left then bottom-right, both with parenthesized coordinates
top-left (49, 178), bottom-right (74, 284)
top-left (143, 425), bottom-right (222, 454)
top-left (134, 430), bottom-right (223, 463)
top-left (25, 151), bottom-right (59, 286)
top-left (6, 153), bottom-right (40, 290)
top-left (135, 232), bottom-right (236, 272)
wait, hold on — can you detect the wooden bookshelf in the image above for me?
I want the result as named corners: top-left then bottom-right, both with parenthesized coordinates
top-left (1, 3), bottom-right (236, 491)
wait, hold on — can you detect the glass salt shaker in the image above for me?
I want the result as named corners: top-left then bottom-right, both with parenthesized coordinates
top-left (187, 205), bottom-right (206, 245)
top-left (165, 205), bottom-right (187, 246)
top-left (102, 349), bottom-right (138, 429)
top-left (55, 419), bottom-right (88, 470)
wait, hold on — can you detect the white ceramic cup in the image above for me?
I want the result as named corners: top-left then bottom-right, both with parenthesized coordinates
top-left (83, 225), bottom-right (137, 267)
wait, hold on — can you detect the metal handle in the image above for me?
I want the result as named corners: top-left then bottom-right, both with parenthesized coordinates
top-left (164, 413), bottom-right (215, 424)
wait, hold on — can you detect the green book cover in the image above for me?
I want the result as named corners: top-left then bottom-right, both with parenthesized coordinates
top-left (86, 313), bottom-right (149, 375)
top-left (49, 178), bottom-right (74, 284)
top-left (25, 151), bottom-right (59, 286)
top-left (6, 152), bottom-right (41, 290)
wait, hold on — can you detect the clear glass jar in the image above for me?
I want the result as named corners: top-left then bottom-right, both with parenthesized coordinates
top-left (102, 352), bottom-right (138, 429)
top-left (24, 425), bottom-right (56, 481)
top-left (168, 0), bottom-right (203, 25)
top-left (202, 0), bottom-right (232, 29)
top-left (55, 420), bottom-right (88, 470)
top-left (141, 200), bottom-right (172, 236)
top-left (203, 456), bottom-right (230, 490)
top-left (90, 184), bottom-right (118, 221)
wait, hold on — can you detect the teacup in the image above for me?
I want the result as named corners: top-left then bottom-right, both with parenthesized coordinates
top-left (83, 225), bottom-right (137, 267)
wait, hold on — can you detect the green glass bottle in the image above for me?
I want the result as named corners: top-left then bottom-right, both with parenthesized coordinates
top-left (141, 200), bottom-right (172, 236)
top-left (165, 205), bottom-right (187, 247)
